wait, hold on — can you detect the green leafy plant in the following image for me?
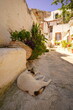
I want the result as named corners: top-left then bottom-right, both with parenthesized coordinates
top-left (61, 40), bottom-right (68, 48)
top-left (10, 24), bottom-right (48, 60)
top-left (10, 29), bottom-right (31, 42)
top-left (29, 24), bottom-right (47, 59)
top-left (10, 30), bottom-right (19, 41)
top-left (71, 34), bottom-right (73, 37)
top-left (54, 41), bottom-right (60, 45)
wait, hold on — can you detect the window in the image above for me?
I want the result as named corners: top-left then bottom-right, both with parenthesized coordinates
top-left (55, 33), bottom-right (61, 40)
top-left (49, 26), bottom-right (53, 32)
top-left (55, 13), bottom-right (59, 19)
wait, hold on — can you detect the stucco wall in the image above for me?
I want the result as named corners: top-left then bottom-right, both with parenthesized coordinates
top-left (43, 22), bottom-right (49, 34)
top-left (70, 26), bottom-right (73, 35)
top-left (0, 0), bottom-right (33, 45)
top-left (53, 24), bottom-right (70, 40)
top-left (0, 48), bottom-right (26, 90)
top-left (44, 10), bottom-right (62, 21)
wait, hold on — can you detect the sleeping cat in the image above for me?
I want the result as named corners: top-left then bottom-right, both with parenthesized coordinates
top-left (17, 70), bottom-right (51, 96)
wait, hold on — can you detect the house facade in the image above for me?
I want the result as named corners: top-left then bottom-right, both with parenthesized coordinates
top-left (31, 9), bottom-right (73, 45)
top-left (44, 10), bottom-right (72, 44)
top-left (63, 19), bottom-right (73, 42)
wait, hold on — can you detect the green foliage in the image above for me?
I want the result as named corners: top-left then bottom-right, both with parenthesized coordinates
top-left (64, 11), bottom-right (72, 23)
top-left (10, 24), bottom-right (47, 60)
top-left (10, 30), bottom-right (19, 41)
top-left (61, 9), bottom-right (72, 23)
top-left (18, 30), bottom-right (31, 41)
top-left (61, 40), bottom-right (72, 48)
top-left (55, 13), bottom-right (61, 19)
top-left (61, 40), bottom-right (68, 48)
top-left (52, 0), bottom-right (73, 10)
top-left (29, 24), bottom-right (47, 60)
top-left (31, 24), bottom-right (40, 36)
top-left (67, 42), bottom-right (72, 47)
top-left (30, 43), bottom-right (46, 60)
top-left (71, 34), bottom-right (73, 37)
top-left (52, 0), bottom-right (73, 23)
top-left (54, 41), bottom-right (60, 45)
top-left (10, 29), bottom-right (30, 42)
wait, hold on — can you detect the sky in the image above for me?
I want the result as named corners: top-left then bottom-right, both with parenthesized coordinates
top-left (26, 0), bottom-right (61, 12)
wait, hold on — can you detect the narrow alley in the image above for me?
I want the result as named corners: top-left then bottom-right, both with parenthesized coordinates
top-left (0, 51), bottom-right (73, 110)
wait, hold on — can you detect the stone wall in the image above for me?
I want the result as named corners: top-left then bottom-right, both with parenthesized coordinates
top-left (0, 0), bottom-right (33, 45)
top-left (0, 48), bottom-right (26, 94)
top-left (30, 9), bottom-right (50, 23)
top-left (30, 10), bottom-right (38, 24)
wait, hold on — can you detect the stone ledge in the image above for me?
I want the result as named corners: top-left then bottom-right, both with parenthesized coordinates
top-left (0, 48), bottom-right (26, 93)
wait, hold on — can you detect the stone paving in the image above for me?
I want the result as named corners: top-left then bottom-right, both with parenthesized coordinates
top-left (0, 51), bottom-right (73, 110)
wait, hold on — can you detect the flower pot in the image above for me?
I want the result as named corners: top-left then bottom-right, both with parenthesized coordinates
top-left (67, 44), bottom-right (71, 47)
top-left (71, 37), bottom-right (73, 40)
top-left (71, 49), bottom-right (73, 53)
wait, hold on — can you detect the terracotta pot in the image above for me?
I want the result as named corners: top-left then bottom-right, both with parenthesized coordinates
top-left (67, 44), bottom-right (71, 47)
top-left (9, 41), bottom-right (32, 59)
top-left (71, 37), bottom-right (73, 40)
top-left (71, 49), bottom-right (73, 53)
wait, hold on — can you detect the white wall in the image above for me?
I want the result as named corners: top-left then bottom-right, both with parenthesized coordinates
top-left (44, 10), bottom-right (62, 21)
top-left (70, 26), bottom-right (73, 35)
top-left (0, 0), bottom-right (33, 45)
top-left (43, 22), bottom-right (49, 34)
top-left (49, 21), bottom-right (58, 26)
top-left (53, 24), bottom-right (69, 40)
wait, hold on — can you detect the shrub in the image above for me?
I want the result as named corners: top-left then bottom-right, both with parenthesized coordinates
top-left (10, 30), bottom-right (19, 41)
top-left (10, 24), bottom-right (47, 60)
top-left (10, 29), bottom-right (31, 42)
top-left (29, 24), bottom-right (47, 59)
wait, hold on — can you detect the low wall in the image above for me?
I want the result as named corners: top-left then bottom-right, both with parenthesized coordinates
top-left (0, 48), bottom-right (26, 94)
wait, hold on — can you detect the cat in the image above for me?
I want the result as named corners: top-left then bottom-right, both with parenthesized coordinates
top-left (17, 70), bottom-right (51, 96)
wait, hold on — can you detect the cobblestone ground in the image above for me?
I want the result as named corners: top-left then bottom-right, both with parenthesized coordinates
top-left (0, 51), bottom-right (73, 110)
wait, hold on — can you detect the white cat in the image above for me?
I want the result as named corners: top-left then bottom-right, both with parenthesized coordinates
top-left (17, 70), bottom-right (51, 96)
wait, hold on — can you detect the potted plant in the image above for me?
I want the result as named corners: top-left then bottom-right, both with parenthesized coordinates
top-left (67, 42), bottom-right (72, 47)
